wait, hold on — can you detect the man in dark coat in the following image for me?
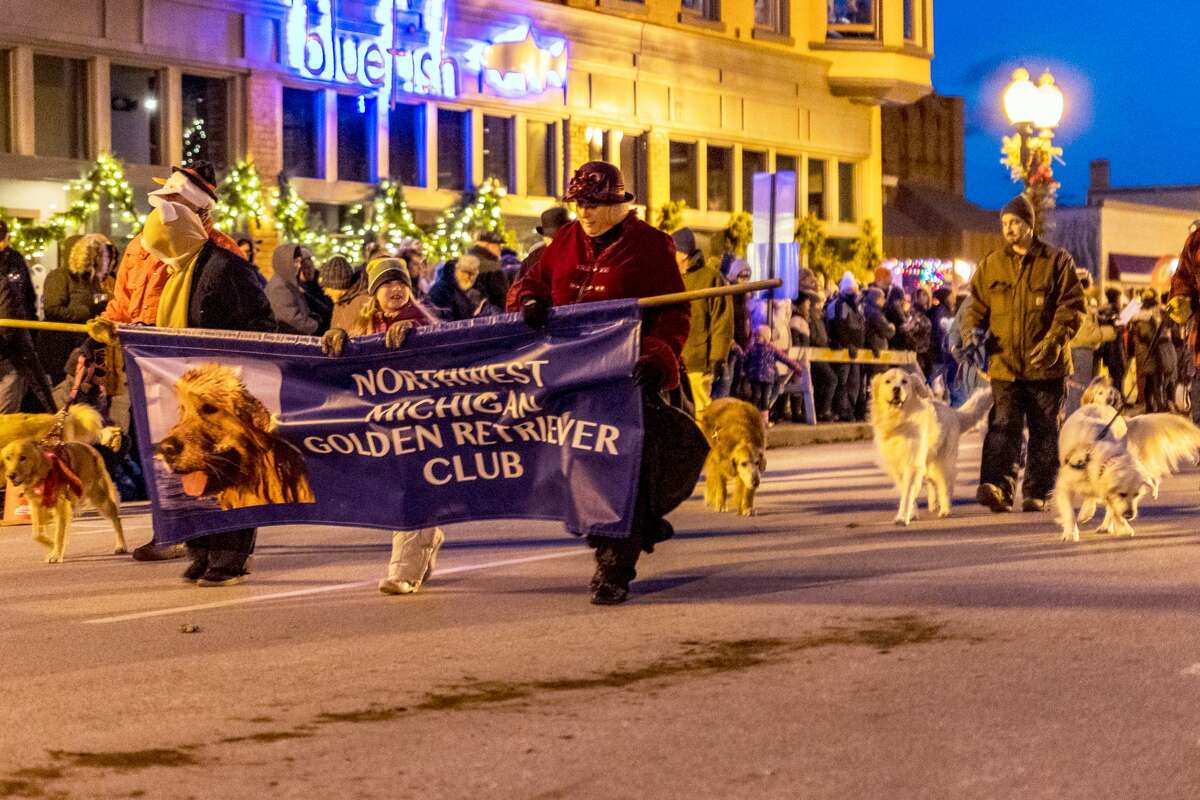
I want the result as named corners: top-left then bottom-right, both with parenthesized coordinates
top-left (0, 220), bottom-right (36, 321)
top-left (518, 207), bottom-right (570, 283)
top-left (672, 227), bottom-right (733, 414)
top-left (508, 160), bottom-right (701, 605)
top-left (0, 255), bottom-right (54, 413)
top-left (961, 194), bottom-right (1085, 513)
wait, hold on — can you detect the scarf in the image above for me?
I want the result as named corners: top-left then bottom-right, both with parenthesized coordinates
top-left (34, 450), bottom-right (84, 506)
top-left (144, 203), bottom-right (208, 329)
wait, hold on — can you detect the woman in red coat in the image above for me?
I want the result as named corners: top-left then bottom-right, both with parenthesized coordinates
top-left (508, 161), bottom-right (703, 605)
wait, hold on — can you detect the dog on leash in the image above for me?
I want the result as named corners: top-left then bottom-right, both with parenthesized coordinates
top-left (0, 404), bottom-right (105, 450)
top-left (870, 368), bottom-right (993, 526)
top-left (699, 397), bottom-right (767, 517)
top-left (1055, 404), bottom-right (1200, 541)
top-left (1081, 375), bottom-right (1124, 412)
top-left (1, 438), bottom-right (126, 562)
top-left (156, 364), bottom-right (314, 510)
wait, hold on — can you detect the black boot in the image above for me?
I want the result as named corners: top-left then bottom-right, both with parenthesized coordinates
top-left (197, 550), bottom-right (251, 587)
top-left (181, 549), bottom-right (209, 583)
top-left (589, 536), bottom-right (639, 606)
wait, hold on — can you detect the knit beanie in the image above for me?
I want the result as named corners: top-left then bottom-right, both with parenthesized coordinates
top-left (838, 271), bottom-right (858, 295)
top-left (319, 256), bottom-right (356, 290)
top-left (1001, 194), bottom-right (1035, 228)
top-left (670, 227), bottom-right (697, 256)
top-left (366, 257), bottom-right (411, 295)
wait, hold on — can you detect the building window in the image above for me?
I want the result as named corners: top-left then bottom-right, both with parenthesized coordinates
top-left (775, 153), bottom-right (798, 176)
top-left (706, 145), bottom-right (732, 212)
top-left (617, 132), bottom-right (648, 204)
top-left (669, 141), bottom-right (698, 209)
top-left (742, 150), bottom-right (767, 212)
top-left (586, 126), bottom-right (608, 163)
top-left (110, 65), bottom-right (161, 165)
top-left (827, 0), bottom-right (876, 38)
top-left (755, 0), bottom-right (787, 34)
top-left (838, 161), bottom-right (857, 222)
top-left (903, 0), bottom-right (914, 39)
top-left (389, 103), bottom-right (425, 187)
top-left (34, 55), bottom-right (88, 159)
top-left (681, 0), bottom-right (719, 21)
top-left (526, 121), bottom-right (556, 197)
top-left (282, 87), bottom-right (322, 179)
top-left (482, 115), bottom-right (513, 192)
top-left (181, 74), bottom-right (228, 170)
top-left (437, 108), bottom-right (469, 191)
top-left (0, 51), bottom-right (10, 153)
top-left (337, 94), bottom-right (374, 183)
top-left (807, 158), bottom-right (826, 219)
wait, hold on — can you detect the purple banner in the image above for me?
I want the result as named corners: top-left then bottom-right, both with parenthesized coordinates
top-left (120, 301), bottom-right (644, 544)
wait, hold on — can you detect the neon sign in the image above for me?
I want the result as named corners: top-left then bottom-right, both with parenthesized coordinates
top-left (284, 1), bottom-right (568, 102)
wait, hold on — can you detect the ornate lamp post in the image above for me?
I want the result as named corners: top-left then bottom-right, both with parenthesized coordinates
top-left (1001, 68), bottom-right (1065, 234)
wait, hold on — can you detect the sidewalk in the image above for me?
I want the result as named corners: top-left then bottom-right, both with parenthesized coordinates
top-left (766, 421), bottom-right (872, 448)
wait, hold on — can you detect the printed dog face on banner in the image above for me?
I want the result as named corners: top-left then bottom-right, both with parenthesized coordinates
top-left (155, 363), bottom-right (315, 510)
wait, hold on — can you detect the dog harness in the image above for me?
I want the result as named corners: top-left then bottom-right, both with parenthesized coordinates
top-left (34, 450), bottom-right (84, 506)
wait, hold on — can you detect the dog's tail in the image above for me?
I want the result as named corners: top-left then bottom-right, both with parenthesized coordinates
top-left (954, 387), bottom-right (993, 431)
top-left (1127, 413), bottom-right (1200, 478)
top-left (61, 404), bottom-right (105, 445)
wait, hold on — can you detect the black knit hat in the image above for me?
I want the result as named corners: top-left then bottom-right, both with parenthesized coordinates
top-left (319, 256), bottom-right (356, 291)
top-left (1001, 194), bottom-right (1035, 228)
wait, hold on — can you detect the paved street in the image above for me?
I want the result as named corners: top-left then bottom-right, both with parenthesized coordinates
top-left (5, 433), bottom-right (1200, 799)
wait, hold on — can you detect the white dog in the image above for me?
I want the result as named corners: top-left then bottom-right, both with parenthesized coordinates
top-left (870, 369), bottom-right (993, 526)
top-left (1055, 405), bottom-right (1200, 541)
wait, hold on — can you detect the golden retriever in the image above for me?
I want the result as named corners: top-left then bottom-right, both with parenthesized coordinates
top-left (1056, 404), bottom-right (1200, 541)
top-left (156, 364), bottom-right (314, 510)
top-left (700, 397), bottom-right (767, 516)
top-left (870, 369), bottom-right (993, 526)
top-left (2, 438), bottom-right (126, 562)
top-left (1081, 375), bottom-right (1124, 412)
top-left (0, 404), bottom-right (105, 450)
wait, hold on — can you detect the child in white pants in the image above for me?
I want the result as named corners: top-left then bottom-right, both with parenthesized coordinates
top-left (379, 527), bottom-right (445, 595)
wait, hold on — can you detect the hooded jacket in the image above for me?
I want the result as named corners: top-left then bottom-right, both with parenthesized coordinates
top-left (960, 237), bottom-right (1085, 381)
top-left (40, 235), bottom-right (109, 382)
top-left (680, 251), bottom-right (734, 372)
top-left (427, 262), bottom-right (484, 321)
top-left (265, 243), bottom-right (320, 335)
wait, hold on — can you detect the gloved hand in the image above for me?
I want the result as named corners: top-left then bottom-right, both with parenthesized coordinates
top-left (86, 317), bottom-right (117, 344)
top-left (321, 328), bottom-right (349, 357)
top-left (385, 320), bottom-right (414, 349)
top-left (522, 297), bottom-right (551, 329)
top-left (847, 345), bottom-right (859, 360)
top-left (871, 346), bottom-right (882, 359)
top-left (1028, 338), bottom-right (1062, 369)
top-left (1168, 295), bottom-right (1194, 325)
top-left (632, 362), bottom-right (663, 391)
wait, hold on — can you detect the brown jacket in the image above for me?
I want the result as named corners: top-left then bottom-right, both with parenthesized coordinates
top-left (960, 238), bottom-right (1084, 382)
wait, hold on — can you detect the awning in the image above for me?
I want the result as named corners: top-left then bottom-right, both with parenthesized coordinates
top-left (1107, 253), bottom-right (1159, 282)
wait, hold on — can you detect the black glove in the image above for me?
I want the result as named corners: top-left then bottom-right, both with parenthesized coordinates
top-left (633, 362), bottom-right (662, 391)
top-left (871, 347), bottom-right (882, 359)
top-left (522, 297), bottom-right (551, 329)
top-left (847, 345), bottom-right (859, 359)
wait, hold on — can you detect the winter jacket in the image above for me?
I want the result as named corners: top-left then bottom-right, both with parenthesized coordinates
top-left (1, 260), bottom-right (55, 411)
top-left (864, 304), bottom-right (896, 356)
top-left (960, 238), bottom-right (1085, 382)
top-left (102, 227), bottom-right (242, 324)
top-left (680, 253), bottom-right (734, 373)
top-left (927, 304), bottom-right (953, 362)
top-left (427, 262), bottom-right (486, 321)
top-left (329, 274), bottom-right (371, 333)
top-left (468, 245), bottom-right (509, 312)
top-left (807, 303), bottom-right (830, 348)
top-left (826, 293), bottom-right (866, 350)
top-left (884, 291), bottom-right (910, 350)
top-left (265, 243), bottom-right (320, 335)
top-left (1131, 308), bottom-right (1171, 377)
top-left (0, 246), bottom-right (36, 321)
top-left (517, 242), bottom-right (546, 284)
top-left (508, 213), bottom-right (689, 390)
top-left (1070, 305), bottom-right (1107, 350)
top-left (744, 340), bottom-right (804, 384)
top-left (184, 241), bottom-right (276, 333)
top-left (40, 254), bottom-right (108, 383)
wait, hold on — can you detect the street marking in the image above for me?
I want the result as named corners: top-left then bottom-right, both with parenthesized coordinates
top-left (81, 548), bottom-right (590, 625)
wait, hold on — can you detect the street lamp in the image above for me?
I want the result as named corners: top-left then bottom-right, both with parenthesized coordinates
top-left (1001, 68), bottom-right (1065, 233)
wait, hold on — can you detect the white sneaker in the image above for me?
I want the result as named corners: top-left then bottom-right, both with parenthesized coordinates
top-left (380, 527), bottom-right (446, 596)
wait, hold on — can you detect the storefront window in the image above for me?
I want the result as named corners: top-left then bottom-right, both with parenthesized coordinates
top-left (110, 65), bottom-right (161, 165)
top-left (618, 132), bottom-right (647, 203)
top-left (337, 94), bottom-right (374, 184)
top-left (586, 126), bottom-right (607, 163)
top-left (742, 149), bottom-right (767, 212)
top-left (706, 145), bottom-right (732, 213)
top-left (755, 0), bottom-right (786, 33)
top-left (807, 158), bottom-right (826, 219)
top-left (482, 115), bottom-right (513, 192)
top-left (181, 74), bottom-right (227, 170)
top-left (670, 141), bottom-right (698, 209)
top-left (775, 153), bottom-right (798, 176)
top-left (437, 108), bottom-right (469, 191)
top-left (0, 52), bottom-right (10, 153)
top-left (526, 121), bottom-right (555, 197)
top-left (283, 88), bottom-right (322, 179)
top-left (827, 0), bottom-right (877, 38)
top-left (389, 103), bottom-right (424, 187)
top-left (839, 161), bottom-right (856, 222)
top-left (681, 0), bottom-right (719, 21)
top-left (34, 55), bottom-right (88, 159)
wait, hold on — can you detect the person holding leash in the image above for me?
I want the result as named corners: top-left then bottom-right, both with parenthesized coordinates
top-left (961, 194), bottom-right (1085, 513)
top-left (507, 160), bottom-right (706, 605)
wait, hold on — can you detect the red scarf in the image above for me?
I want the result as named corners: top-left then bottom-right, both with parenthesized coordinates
top-left (34, 450), bottom-right (84, 506)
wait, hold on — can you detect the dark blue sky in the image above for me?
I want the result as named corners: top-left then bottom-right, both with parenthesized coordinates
top-left (932, 0), bottom-right (1200, 209)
